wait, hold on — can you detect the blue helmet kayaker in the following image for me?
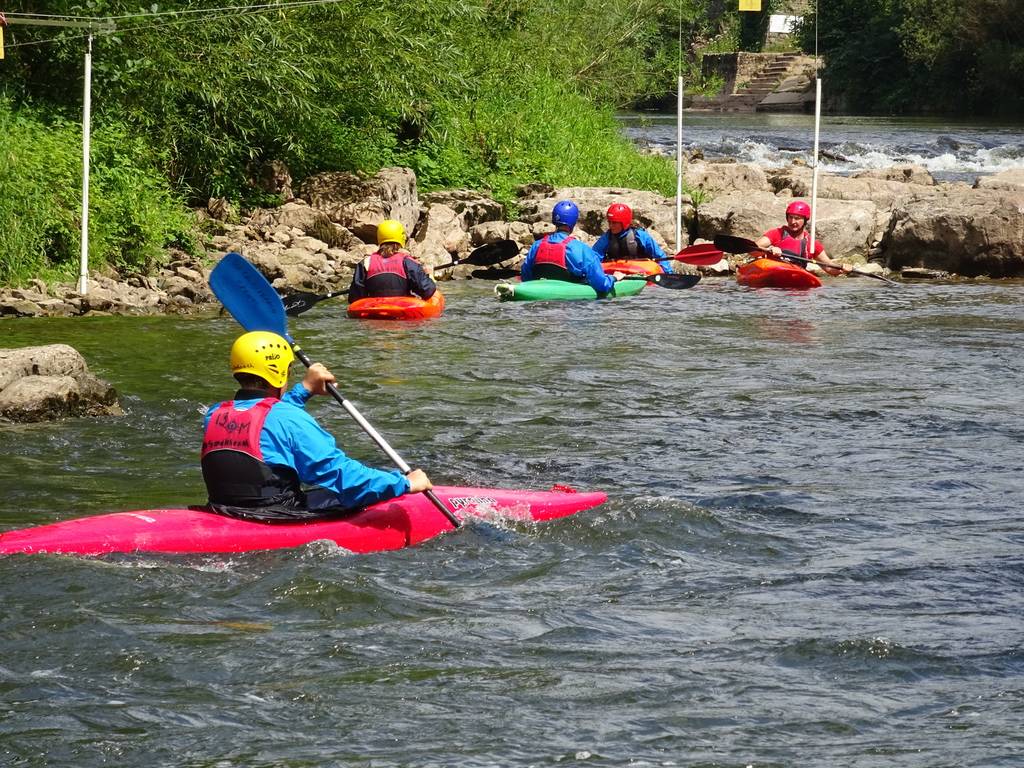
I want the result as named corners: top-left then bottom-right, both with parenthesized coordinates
top-left (521, 200), bottom-right (623, 294)
top-left (200, 330), bottom-right (432, 521)
top-left (756, 201), bottom-right (850, 276)
top-left (348, 219), bottom-right (439, 303)
top-left (593, 203), bottom-right (674, 275)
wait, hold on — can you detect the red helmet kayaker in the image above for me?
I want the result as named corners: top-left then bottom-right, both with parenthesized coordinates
top-left (785, 200), bottom-right (812, 221)
top-left (756, 201), bottom-right (850, 276)
top-left (201, 331), bottom-right (431, 521)
top-left (348, 219), bottom-right (438, 304)
top-left (593, 202), bottom-right (674, 275)
top-left (606, 203), bottom-right (633, 233)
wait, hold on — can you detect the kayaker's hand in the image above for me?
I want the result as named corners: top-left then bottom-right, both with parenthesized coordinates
top-left (841, 263), bottom-right (853, 274)
top-left (612, 271), bottom-right (626, 281)
top-left (770, 246), bottom-right (782, 257)
top-left (302, 363), bottom-right (336, 396)
top-left (406, 469), bottom-right (433, 493)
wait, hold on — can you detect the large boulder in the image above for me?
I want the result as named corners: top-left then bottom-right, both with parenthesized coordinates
top-left (0, 344), bottom-right (122, 422)
top-left (299, 166), bottom-right (418, 245)
top-left (974, 168), bottom-right (1024, 191)
top-left (685, 161), bottom-right (771, 196)
top-left (883, 189), bottom-right (1024, 277)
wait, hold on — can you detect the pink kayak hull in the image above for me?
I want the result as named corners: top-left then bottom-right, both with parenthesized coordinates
top-left (0, 485), bottom-right (607, 556)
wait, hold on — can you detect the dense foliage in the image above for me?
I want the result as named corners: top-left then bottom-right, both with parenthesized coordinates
top-left (0, 102), bottom-right (195, 285)
top-left (795, 0), bottom-right (1024, 114)
top-left (1, 0), bottom-right (727, 283)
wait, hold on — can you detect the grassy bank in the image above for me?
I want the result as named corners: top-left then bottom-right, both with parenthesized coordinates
top-left (0, 102), bottom-right (196, 286)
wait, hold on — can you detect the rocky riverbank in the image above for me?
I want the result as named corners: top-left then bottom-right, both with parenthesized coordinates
top-left (2, 161), bottom-right (1022, 319)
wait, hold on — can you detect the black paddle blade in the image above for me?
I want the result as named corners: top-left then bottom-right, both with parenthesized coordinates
top-left (713, 234), bottom-right (761, 254)
top-left (471, 267), bottom-right (521, 280)
top-left (621, 273), bottom-right (702, 290)
top-left (465, 239), bottom-right (520, 267)
top-left (282, 290), bottom-right (340, 317)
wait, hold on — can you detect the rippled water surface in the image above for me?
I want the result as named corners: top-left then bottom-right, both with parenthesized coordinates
top-left (2, 277), bottom-right (1023, 767)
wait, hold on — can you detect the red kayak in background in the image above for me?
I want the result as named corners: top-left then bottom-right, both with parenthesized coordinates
top-left (347, 291), bottom-right (445, 320)
top-left (736, 257), bottom-right (823, 289)
top-left (0, 485), bottom-right (607, 556)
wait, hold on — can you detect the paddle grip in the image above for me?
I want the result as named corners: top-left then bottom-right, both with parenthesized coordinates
top-left (292, 347), bottom-right (461, 528)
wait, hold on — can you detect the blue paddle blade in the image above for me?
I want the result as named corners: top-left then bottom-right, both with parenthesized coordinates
top-left (208, 252), bottom-right (291, 340)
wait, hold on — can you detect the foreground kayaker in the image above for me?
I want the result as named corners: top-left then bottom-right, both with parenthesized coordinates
top-left (755, 201), bottom-right (851, 276)
top-left (201, 331), bottom-right (432, 521)
top-left (593, 203), bottom-right (673, 274)
top-left (348, 219), bottom-right (438, 303)
top-left (521, 200), bottom-right (623, 294)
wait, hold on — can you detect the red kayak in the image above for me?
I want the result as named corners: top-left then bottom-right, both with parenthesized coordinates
top-left (0, 485), bottom-right (606, 556)
top-left (347, 291), bottom-right (445, 320)
top-left (737, 257), bottom-right (823, 289)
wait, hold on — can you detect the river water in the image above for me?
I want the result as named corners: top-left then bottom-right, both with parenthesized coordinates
top-left (1, 272), bottom-right (1022, 766)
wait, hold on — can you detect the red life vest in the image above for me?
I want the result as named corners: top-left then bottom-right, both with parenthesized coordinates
top-left (364, 252), bottom-right (412, 297)
top-left (532, 235), bottom-right (577, 281)
top-left (201, 397), bottom-right (275, 460)
top-left (768, 226), bottom-right (823, 262)
top-left (200, 398), bottom-right (305, 515)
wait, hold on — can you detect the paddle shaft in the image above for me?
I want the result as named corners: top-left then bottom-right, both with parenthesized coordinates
top-left (291, 346), bottom-right (461, 528)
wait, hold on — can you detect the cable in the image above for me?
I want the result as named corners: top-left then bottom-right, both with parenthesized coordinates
top-left (3, 0), bottom-right (348, 50)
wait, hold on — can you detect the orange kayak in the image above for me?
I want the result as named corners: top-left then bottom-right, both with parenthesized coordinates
top-left (736, 258), bottom-right (822, 289)
top-left (601, 259), bottom-right (663, 276)
top-left (347, 290), bottom-right (445, 320)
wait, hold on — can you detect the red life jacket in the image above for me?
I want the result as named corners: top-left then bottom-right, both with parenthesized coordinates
top-left (769, 226), bottom-right (822, 263)
top-left (364, 252), bottom-right (412, 297)
top-left (532, 235), bottom-right (577, 281)
top-left (200, 398), bottom-right (305, 515)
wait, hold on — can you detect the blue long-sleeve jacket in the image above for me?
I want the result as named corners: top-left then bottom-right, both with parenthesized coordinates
top-left (203, 384), bottom-right (410, 510)
top-left (592, 227), bottom-right (673, 274)
top-left (521, 231), bottom-right (616, 294)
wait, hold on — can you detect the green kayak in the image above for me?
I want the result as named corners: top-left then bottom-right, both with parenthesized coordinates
top-left (495, 278), bottom-right (646, 302)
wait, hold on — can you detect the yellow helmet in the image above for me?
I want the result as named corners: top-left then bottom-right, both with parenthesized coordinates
top-left (376, 219), bottom-right (406, 248)
top-left (229, 331), bottom-right (294, 388)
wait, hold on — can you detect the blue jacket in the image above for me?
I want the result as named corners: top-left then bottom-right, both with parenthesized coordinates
top-left (203, 384), bottom-right (410, 510)
top-left (521, 231), bottom-right (616, 294)
top-left (593, 227), bottom-right (673, 274)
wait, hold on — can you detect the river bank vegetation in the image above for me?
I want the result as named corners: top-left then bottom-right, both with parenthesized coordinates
top-left (797, 0), bottom-right (1024, 116)
top-left (2, 0), bottom-right (718, 286)
top-left (1, 1), bottom-right (1021, 287)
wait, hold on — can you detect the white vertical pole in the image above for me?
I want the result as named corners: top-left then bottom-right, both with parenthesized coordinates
top-left (675, 75), bottom-right (684, 250)
top-left (78, 34), bottom-right (93, 296)
top-left (809, 77), bottom-right (822, 247)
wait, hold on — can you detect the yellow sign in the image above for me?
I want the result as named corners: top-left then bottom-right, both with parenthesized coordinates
top-left (0, 28), bottom-right (5, 61)
top-left (739, 0), bottom-right (762, 10)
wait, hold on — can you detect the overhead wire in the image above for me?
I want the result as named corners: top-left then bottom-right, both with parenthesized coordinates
top-left (2, 0), bottom-right (348, 50)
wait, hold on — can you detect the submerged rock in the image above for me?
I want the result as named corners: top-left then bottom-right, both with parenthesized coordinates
top-left (0, 344), bottom-right (123, 423)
